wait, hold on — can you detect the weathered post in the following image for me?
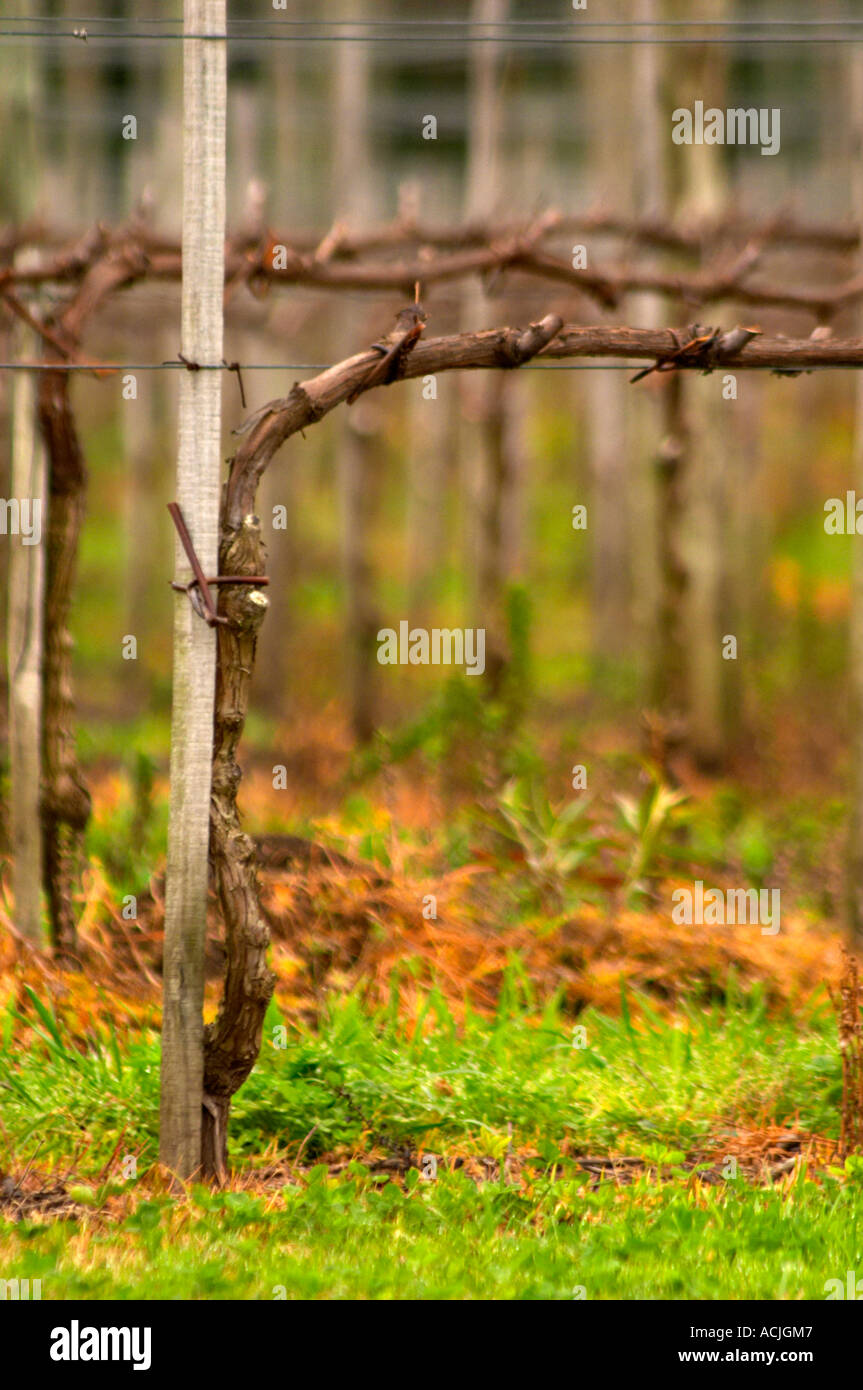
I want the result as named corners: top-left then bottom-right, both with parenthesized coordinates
top-left (675, 0), bottom-right (729, 771)
top-left (629, 0), bottom-right (667, 690)
top-left (464, 0), bottom-right (519, 698)
top-left (7, 319), bottom-right (46, 945)
top-left (848, 49), bottom-right (863, 944)
top-left (160, 0), bottom-right (227, 1180)
top-left (584, 0), bottom-right (631, 666)
top-left (334, 0), bottom-right (379, 744)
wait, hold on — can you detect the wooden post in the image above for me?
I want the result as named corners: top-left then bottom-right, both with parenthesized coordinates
top-left (628, 0), bottom-right (667, 693)
top-left (122, 0), bottom-right (162, 633)
top-left (464, 0), bottom-right (517, 696)
top-left (404, 184), bottom-right (452, 613)
top-left (652, 374), bottom-right (689, 723)
top-left (7, 321), bottom-right (46, 944)
top-left (333, 0), bottom-right (378, 743)
top-left (160, 0), bottom-right (227, 1181)
top-left (676, 0), bottom-right (728, 771)
top-left (584, 0), bottom-right (631, 665)
top-left (4, 10), bottom-right (43, 945)
top-left (6, 7), bottom-right (45, 946)
top-left (848, 50), bottom-right (863, 943)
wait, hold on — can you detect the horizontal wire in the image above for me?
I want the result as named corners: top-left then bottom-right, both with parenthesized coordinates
top-left (6, 17), bottom-right (863, 28)
top-left (3, 30), bottom-right (863, 45)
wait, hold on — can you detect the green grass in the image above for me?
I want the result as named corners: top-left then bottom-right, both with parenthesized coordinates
top-left (6, 1176), bottom-right (863, 1300)
top-left (0, 980), bottom-right (844, 1171)
top-left (1, 978), bottom-right (860, 1299)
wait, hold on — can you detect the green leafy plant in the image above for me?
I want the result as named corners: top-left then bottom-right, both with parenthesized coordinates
top-left (616, 774), bottom-right (689, 900)
top-left (492, 777), bottom-right (602, 904)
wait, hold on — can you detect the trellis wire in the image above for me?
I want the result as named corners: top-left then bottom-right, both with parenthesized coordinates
top-left (5, 19), bottom-right (863, 45)
top-left (7, 16), bottom-right (863, 29)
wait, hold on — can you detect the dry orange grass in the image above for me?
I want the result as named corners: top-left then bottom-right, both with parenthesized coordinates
top-left (259, 864), bottom-right (845, 1023)
top-left (0, 843), bottom-right (848, 1039)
